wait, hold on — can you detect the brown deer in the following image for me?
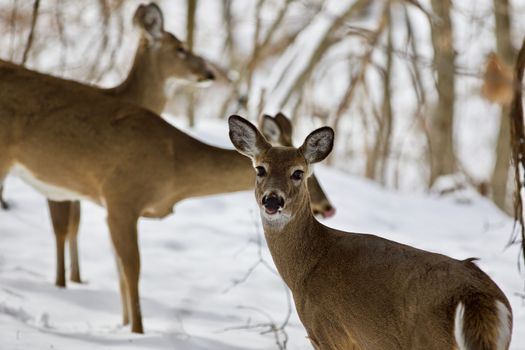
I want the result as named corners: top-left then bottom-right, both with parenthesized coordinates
top-left (46, 2), bottom-right (215, 288)
top-left (228, 115), bottom-right (513, 350)
top-left (0, 2), bottom-right (216, 287)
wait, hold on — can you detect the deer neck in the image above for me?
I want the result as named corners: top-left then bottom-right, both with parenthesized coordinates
top-left (107, 38), bottom-right (167, 114)
top-left (261, 189), bottom-right (331, 292)
top-left (175, 138), bottom-right (256, 199)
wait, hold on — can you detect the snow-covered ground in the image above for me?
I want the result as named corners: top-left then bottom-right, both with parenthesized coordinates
top-left (0, 119), bottom-right (524, 349)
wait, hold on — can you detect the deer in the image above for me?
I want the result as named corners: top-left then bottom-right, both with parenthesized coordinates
top-left (228, 115), bottom-right (513, 350)
top-left (0, 2), bottom-right (216, 288)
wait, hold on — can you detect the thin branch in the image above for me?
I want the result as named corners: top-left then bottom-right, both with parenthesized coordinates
top-left (21, 0), bottom-right (40, 65)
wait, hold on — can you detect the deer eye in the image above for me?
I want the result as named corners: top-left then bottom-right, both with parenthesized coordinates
top-left (291, 170), bottom-right (304, 181)
top-left (255, 166), bottom-right (267, 177)
top-left (176, 47), bottom-right (187, 58)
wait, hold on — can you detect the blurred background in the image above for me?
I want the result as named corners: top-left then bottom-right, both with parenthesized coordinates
top-left (1, 0), bottom-right (524, 213)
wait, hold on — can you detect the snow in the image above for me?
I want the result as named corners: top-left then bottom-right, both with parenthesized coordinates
top-left (0, 119), bottom-right (524, 349)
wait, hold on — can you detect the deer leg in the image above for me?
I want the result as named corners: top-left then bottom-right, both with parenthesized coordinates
top-left (48, 200), bottom-right (73, 288)
top-left (116, 258), bottom-right (130, 325)
top-left (67, 201), bottom-right (82, 283)
top-left (107, 211), bottom-right (142, 333)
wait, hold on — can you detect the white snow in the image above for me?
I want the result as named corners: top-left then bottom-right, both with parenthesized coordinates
top-left (0, 119), bottom-right (524, 349)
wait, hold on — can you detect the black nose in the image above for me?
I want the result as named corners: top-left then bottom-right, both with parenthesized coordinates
top-left (262, 193), bottom-right (284, 212)
top-left (206, 71), bottom-right (215, 81)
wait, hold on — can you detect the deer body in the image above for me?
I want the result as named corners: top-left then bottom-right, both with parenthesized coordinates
top-left (228, 115), bottom-right (512, 350)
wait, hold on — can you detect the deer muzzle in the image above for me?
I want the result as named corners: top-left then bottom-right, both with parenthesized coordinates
top-left (262, 193), bottom-right (284, 215)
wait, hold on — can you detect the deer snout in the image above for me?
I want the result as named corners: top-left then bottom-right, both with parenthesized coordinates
top-left (262, 193), bottom-right (284, 215)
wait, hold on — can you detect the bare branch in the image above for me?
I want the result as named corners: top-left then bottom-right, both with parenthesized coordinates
top-left (21, 0), bottom-right (40, 65)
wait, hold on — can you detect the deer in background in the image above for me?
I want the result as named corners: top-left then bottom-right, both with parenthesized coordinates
top-left (0, 2), bottom-right (215, 287)
top-left (228, 115), bottom-right (512, 350)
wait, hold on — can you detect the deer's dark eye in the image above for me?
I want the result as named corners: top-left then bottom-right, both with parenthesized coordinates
top-left (291, 170), bottom-right (304, 181)
top-left (255, 166), bottom-right (267, 177)
top-left (176, 47), bottom-right (187, 57)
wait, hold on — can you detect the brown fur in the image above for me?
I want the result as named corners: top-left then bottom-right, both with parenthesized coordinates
top-left (228, 115), bottom-right (513, 350)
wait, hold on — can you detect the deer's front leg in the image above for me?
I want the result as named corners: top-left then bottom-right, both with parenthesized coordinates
top-left (107, 210), bottom-right (143, 333)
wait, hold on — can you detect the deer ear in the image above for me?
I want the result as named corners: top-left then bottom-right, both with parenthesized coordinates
top-left (299, 127), bottom-right (334, 164)
top-left (274, 113), bottom-right (292, 134)
top-left (229, 115), bottom-right (271, 159)
top-left (260, 115), bottom-right (281, 143)
top-left (134, 3), bottom-right (164, 41)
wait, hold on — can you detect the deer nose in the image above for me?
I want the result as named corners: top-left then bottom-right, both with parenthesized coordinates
top-left (262, 193), bottom-right (284, 215)
top-left (207, 71), bottom-right (215, 80)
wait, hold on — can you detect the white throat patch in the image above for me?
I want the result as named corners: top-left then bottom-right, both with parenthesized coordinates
top-left (261, 208), bottom-right (291, 231)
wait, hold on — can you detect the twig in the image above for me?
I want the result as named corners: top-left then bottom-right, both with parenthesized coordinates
top-left (21, 0), bottom-right (40, 65)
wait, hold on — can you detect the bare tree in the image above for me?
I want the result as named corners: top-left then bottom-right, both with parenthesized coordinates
top-left (508, 37), bottom-right (525, 269)
top-left (365, 4), bottom-right (394, 183)
top-left (490, 0), bottom-right (516, 213)
top-left (428, 0), bottom-right (456, 185)
top-left (186, 0), bottom-right (198, 127)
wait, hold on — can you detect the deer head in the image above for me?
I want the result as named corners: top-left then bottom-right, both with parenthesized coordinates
top-left (229, 115), bottom-right (334, 228)
top-left (259, 113), bottom-right (336, 218)
top-left (133, 3), bottom-right (214, 83)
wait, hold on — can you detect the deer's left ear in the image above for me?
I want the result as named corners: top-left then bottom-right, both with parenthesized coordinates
top-left (299, 127), bottom-right (334, 164)
top-left (229, 115), bottom-right (271, 159)
top-left (133, 3), bottom-right (164, 41)
top-left (260, 115), bottom-right (281, 143)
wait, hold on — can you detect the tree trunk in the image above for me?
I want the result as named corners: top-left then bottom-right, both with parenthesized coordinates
top-left (490, 0), bottom-right (515, 213)
top-left (365, 7), bottom-right (393, 183)
top-left (429, 0), bottom-right (456, 185)
top-left (186, 0), bottom-right (197, 127)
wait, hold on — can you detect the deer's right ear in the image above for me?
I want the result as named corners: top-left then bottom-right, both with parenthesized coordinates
top-left (229, 115), bottom-right (271, 159)
top-left (133, 3), bottom-right (164, 41)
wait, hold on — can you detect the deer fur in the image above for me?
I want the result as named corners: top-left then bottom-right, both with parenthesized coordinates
top-left (228, 115), bottom-right (513, 350)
